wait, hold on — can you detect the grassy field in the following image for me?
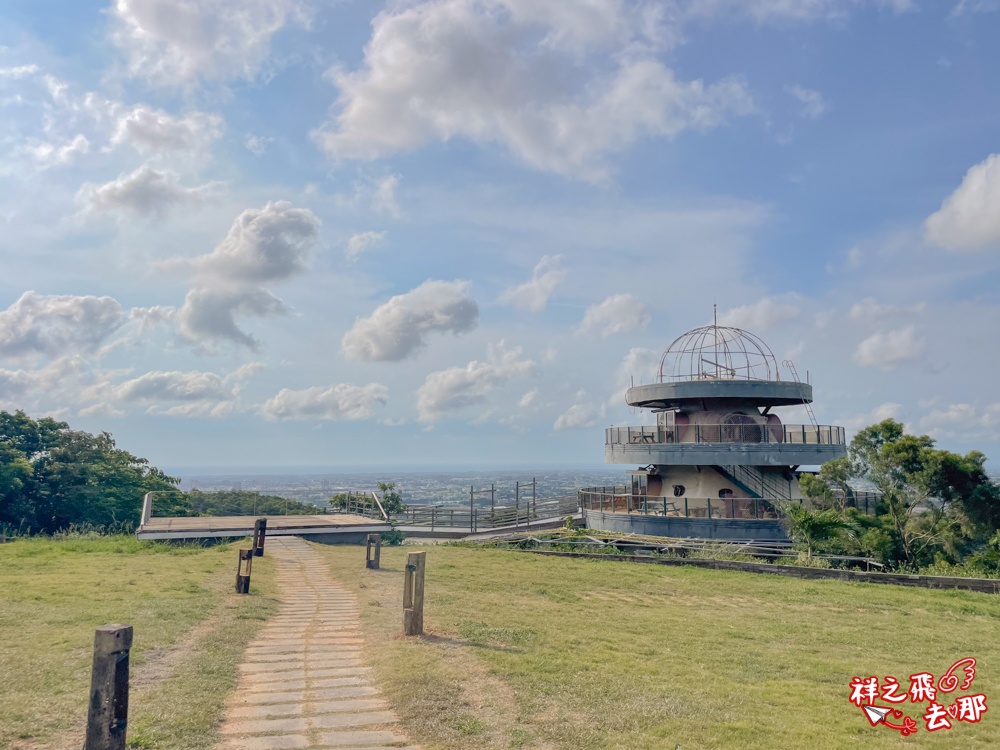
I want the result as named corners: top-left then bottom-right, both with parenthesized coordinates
top-left (0, 535), bottom-right (278, 750)
top-left (316, 543), bottom-right (1000, 750)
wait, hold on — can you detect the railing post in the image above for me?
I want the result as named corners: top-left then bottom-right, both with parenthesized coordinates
top-left (84, 624), bottom-right (132, 750)
top-left (707, 498), bottom-right (712, 518)
top-left (252, 518), bottom-right (267, 557)
top-left (731, 498), bottom-right (735, 518)
top-left (684, 498), bottom-right (689, 517)
top-left (236, 549), bottom-right (253, 594)
top-left (662, 498), bottom-right (667, 515)
top-left (402, 551), bottom-right (426, 636)
top-left (366, 533), bottom-right (382, 569)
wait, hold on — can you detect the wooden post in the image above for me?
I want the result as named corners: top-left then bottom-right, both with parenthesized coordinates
top-left (252, 517), bottom-right (267, 557)
top-left (236, 549), bottom-right (253, 594)
top-left (84, 624), bottom-right (132, 750)
top-left (366, 533), bottom-right (382, 570)
top-left (402, 551), bottom-right (426, 636)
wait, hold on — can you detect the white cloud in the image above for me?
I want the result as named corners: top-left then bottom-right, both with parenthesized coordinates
top-left (314, 0), bottom-right (753, 181)
top-left (499, 255), bottom-right (566, 312)
top-left (785, 85), bottom-right (829, 119)
top-left (683, 0), bottom-right (914, 23)
top-left (245, 134), bottom-right (272, 155)
top-left (170, 200), bottom-right (320, 283)
top-left (919, 401), bottom-right (1000, 440)
top-left (950, 0), bottom-right (999, 17)
top-left (718, 294), bottom-right (801, 331)
top-left (848, 297), bottom-right (926, 322)
top-left (342, 280), bottom-right (479, 362)
top-left (79, 165), bottom-right (221, 218)
top-left (110, 105), bottom-right (224, 153)
top-left (0, 292), bottom-right (127, 360)
top-left (24, 134), bottom-right (90, 167)
top-left (158, 201), bottom-right (319, 350)
top-left (262, 383), bottom-right (389, 420)
top-left (177, 286), bottom-right (287, 352)
top-left (345, 231), bottom-right (387, 261)
top-left (0, 65), bottom-right (41, 79)
top-left (416, 343), bottom-right (536, 422)
top-left (553, 401), bottom-right (605, 431)
top-left (853, 326), bottom-right (927, 370)
top-left (577, 294), bottom-right (651, 337)
top-left (609, 347), bottom-right (660, 406)
top-left (372, 174), bottom-right (401, 217)
top-left (518, 388), bottom-right (541, 408)
top-left (110, 0), bottom-right (309, 87)
top-left (925, 153), bottom-right (1000, 251)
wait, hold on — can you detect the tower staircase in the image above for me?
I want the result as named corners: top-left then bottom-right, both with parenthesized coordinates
top-left (716, 464), bottom-right (793, 502)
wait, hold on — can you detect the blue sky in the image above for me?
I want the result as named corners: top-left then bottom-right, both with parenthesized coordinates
top-left (1, 0), bottom-right (999, 470)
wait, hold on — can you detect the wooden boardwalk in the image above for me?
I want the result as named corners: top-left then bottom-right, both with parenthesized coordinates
top-left (217, 537), bottom-right (418, 750)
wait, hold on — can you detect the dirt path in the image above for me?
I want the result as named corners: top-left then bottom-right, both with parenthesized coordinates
top-left (217, 537), bottom-right (417, 750)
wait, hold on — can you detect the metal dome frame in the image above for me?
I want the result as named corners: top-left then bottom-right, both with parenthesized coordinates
top-left (657, 323), bottom-right (779, 382)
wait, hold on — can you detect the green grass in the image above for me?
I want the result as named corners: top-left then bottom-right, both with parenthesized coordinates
top-left (0, 535), bottom-right (278, 749)
top-left (316, 543), bottom-right (1000, 749)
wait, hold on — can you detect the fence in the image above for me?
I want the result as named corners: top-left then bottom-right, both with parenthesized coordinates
top-left (391, 495), bottom-right (579, 532)
top-left (578, 487), bottom-right (780, 520)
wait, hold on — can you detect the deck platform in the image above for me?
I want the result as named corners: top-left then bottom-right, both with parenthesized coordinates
top-left (137, 514), bottom-right (390, 543)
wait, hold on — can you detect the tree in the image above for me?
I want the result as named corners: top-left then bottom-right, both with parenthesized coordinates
top-left (377, 482), bottom-right (407, 514)
top-left (0, 410), bottom-right (181, 533)
top-left (781, 503), bottom-right (851, 559)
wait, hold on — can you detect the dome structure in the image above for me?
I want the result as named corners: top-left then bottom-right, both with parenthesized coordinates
top-left (658, 324), bottom-right (779, 383)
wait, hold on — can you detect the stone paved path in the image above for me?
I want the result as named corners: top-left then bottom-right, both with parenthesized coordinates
top-left (218, 537), bottom-right (418, 750)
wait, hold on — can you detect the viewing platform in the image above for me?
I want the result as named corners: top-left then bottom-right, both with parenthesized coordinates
top-left (605, 423), bottom-right (846, 466)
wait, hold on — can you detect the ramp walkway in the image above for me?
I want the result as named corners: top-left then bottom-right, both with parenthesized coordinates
top-left (217, 536), bottom-right (417, 750)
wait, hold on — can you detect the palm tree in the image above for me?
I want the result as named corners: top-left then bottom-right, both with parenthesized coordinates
top-left (781, 503), bottom-right (850, 560)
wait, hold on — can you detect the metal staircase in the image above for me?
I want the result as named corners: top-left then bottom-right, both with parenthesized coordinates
top-left (716, 465), bottom-right (793, 501)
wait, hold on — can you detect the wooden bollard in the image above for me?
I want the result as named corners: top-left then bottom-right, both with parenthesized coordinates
top-left (84, 624), bottom-right (132, 750)
top-left (366, 533), bottom-right (382, 570)
top-left (402, 551), bottom-right (426, 636)
top-left (236, 548), bottom-right (253, 594)
top-left (252, 518), bottom-right (267, 557)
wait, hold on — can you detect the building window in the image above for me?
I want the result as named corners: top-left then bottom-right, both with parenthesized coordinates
top-left (719, 489), bottom-right (734, 499)
top-left (673, 485), bottom-right (685, 497)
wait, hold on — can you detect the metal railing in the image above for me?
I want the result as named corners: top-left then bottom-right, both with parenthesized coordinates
top-left (330, 491), bottom-right (388, 521)
top-left (605, 423), bottom-right (845, 447)
top-left (391, 496), bottom-right (580, 532)
top-left (578, 487), bottom-right (780, 520)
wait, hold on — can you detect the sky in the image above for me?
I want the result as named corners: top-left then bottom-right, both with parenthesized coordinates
top-left (1, 0), bottom-right (999, 471)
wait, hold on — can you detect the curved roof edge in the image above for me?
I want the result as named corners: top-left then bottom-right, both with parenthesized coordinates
top-left (626, 379), bottom-right (813, 409)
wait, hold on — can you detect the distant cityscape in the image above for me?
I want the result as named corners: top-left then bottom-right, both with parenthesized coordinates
top-left (175, 468), bottom-right (1000, 509)
top-left (176, 469), bottom-right (625, 508)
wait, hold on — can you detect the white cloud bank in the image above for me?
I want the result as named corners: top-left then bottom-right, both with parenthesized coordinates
top-left (342, 280), bottom-right (479, 362)
top-left (553, 401), bottom-right (605, 431)
top-left (416, 343), bottom-right (535, 422)
top-left (345, 231), bottom-right (386, 261)
top-left (314, 0), bottom-right (754, 180)
top-left (79, 165), bottom-right (221, 218)
top-left (853, 326), bottom-right (927, 370)
top-left (262, 383), bottom-right (389, 420)
top-left (577, 294), bottom-right (651, 337)
top-left (499, 255), bottom-right (566, 312)
top-left (110, 0), bottom-right (309, 87)
top-left (925, 153), bottom-right (1000, 251)
top-left (0, 292), bottom-right (127, 360)
top-left (718, 294), bottom-right (802, 331)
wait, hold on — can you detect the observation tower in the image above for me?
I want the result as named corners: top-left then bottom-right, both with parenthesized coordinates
top-left (579, 317), bottom-right (847, 540)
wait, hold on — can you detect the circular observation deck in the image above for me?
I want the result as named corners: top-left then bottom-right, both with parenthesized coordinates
top-left (626, 323), bottom-right (813, 409)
